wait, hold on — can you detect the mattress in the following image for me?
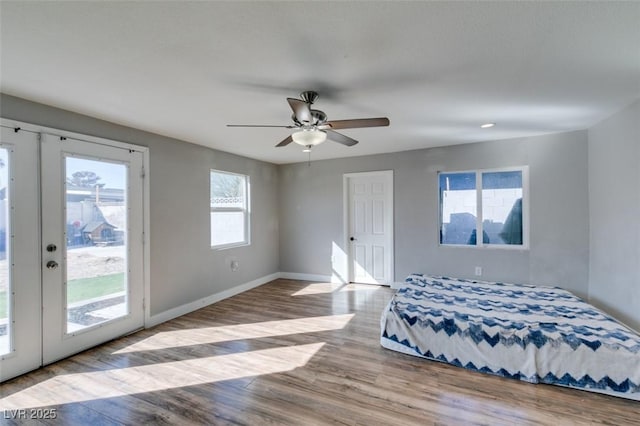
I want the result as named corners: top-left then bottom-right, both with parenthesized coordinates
top-left (380, 274), bottom-right (640, 401)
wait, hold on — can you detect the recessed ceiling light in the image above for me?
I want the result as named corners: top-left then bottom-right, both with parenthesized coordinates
top-left (480, 123), bottom-right (496, 128)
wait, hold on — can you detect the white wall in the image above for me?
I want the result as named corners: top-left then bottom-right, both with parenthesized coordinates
top-left (588, 99), bottom-right (640, 331)
top-left (280, 131), bottom-right (591, 297)
top-left (0, 94), bottom-right (280, 317)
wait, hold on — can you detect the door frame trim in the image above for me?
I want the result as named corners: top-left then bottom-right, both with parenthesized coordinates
top-left (342, 170), bottom-right (394, 284)
top-left (0, 118), bottom-right (151, 326)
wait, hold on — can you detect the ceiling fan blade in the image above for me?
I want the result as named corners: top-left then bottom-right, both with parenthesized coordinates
top-left (321, 117), bottom-right (390, 130)
top-left (287, 98), bottom-right (312, 123)
top-left (326, 130), bottom-right (358, 146)
top-left (276, 135), bottom-right (294, 147)
top-left (227, 124), bottom-right (295, 128)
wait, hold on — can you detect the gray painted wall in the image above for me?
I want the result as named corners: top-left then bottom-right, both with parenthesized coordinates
top-left (280, 131), bottom-right (591, 297)
top-left (1, 94), bottom-right (280, 316)
top-left (9, 92), bottom-right (637, 329)
top-left (588, 99), bottom-right (640, 331)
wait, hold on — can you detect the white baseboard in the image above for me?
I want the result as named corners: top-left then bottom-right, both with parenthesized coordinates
top-left (146, 272), bottom-right (280, 328)
top-left (279, 272), bottom-right (333, 283)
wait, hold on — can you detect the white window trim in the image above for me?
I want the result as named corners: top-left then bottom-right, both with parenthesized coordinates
top-left (438, 166), bottom-right (529, 250)
top-left (210, 169), bottom-right (250, 250)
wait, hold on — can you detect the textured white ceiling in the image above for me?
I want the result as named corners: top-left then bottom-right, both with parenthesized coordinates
top-left (1, 1), bottom-right (639, 164)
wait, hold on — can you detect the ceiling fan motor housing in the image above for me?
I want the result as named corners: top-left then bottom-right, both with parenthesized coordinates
top-left (292, 109), bottom-right (327, 127)
top-left (300, 90), bottom-right (319, 104)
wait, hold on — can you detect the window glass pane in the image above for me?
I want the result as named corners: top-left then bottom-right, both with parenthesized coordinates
top-left (0, 148), bottom-right (10, 355)
top-left (211, 172), bottom-right (245, 209)
top-left (439, 172), bottom-right (477, 245)
top-left (210, 170), bottom-right (248, 247)
top-left (211, 211), bottom-right (245, 246)
top-left (482, 171), bottom-right (523, 245)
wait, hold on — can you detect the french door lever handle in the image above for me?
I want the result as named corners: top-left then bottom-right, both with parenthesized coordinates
top-left (46, 260), bottom-right (59, 270)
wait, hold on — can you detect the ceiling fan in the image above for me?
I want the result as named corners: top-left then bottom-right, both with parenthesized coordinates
top-left (227, 91), bottom-right (390, 151)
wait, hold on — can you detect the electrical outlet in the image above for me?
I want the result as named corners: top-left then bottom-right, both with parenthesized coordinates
top-left (475, 266), bottom-right (482, 276)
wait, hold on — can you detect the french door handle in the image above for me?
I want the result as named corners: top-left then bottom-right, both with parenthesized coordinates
top-left (46, 260), bottom-right (59, 270)
top-left (350, 237), bottom-right (357, 241)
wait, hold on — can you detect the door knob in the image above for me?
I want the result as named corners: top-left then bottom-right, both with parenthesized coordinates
top-left (46, 260), bottom-right (59, 270)
top-left (350, 237), bottom-right (356, 241)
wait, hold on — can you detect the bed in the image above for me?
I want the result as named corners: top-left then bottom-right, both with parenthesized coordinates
top-left (380, 274), bottom-right (640, 401)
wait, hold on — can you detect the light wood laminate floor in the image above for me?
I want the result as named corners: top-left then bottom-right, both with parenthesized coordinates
top-left (1, 279), bottom-right (638, 425)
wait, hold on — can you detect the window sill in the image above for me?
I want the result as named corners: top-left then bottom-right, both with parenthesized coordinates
top-left (439, 243), bottom-right (529, 251)
top-left (211, 242), bottom-right (250, 251)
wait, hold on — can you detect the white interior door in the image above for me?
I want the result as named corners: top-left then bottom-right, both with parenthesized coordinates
top-left (346, 171), bottom-right (393, 284)
top-left (41, 134), bottom-right (145, 364)
top-left (0, 126), bottom-right (41, 382)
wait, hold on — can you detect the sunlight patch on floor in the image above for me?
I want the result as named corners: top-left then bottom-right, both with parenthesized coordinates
top-left (0, 343), bottom-right (325, 410)
top-left (292, 282), bottom-right (382, 296)
top-left (291, 282), bottom-right (346, 296)
top-left (339, 284), bottom-right (383, 292)
top-left (114, 314), bottom-right (354, 354)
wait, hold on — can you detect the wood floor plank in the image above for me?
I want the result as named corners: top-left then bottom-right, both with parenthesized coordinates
top-left (1, 279), bottom-right (639, 425)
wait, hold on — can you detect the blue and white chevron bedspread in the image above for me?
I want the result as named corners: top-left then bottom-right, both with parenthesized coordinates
top-left (380, 274), bottom-right (640, 400)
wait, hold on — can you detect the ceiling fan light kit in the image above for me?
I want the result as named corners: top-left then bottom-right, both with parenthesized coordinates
top-left (292, 129), bottom-right (327, 146)
top-left (227, 91), bottom-right (390, 154)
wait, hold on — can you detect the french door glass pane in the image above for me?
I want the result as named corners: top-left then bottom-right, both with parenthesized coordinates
top-left (65, 157), bottom-right (128, 333)
top-left (0, 148), bottom-right (10, 355)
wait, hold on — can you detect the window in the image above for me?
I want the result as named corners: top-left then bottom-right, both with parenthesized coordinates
top-left (210, 170), bottom-right (249, 248)
top-left (439, 167), bottom-right (528, 248)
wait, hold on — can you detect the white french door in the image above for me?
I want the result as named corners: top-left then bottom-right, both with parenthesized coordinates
top-left (40, 134), bottom-right (145, 364)
top-left (345, 171), bottom-right (394, 284)
top-left (0, 126), bottom-right (41, 382)
top-left (0, 125), bottom-right (146, 380)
